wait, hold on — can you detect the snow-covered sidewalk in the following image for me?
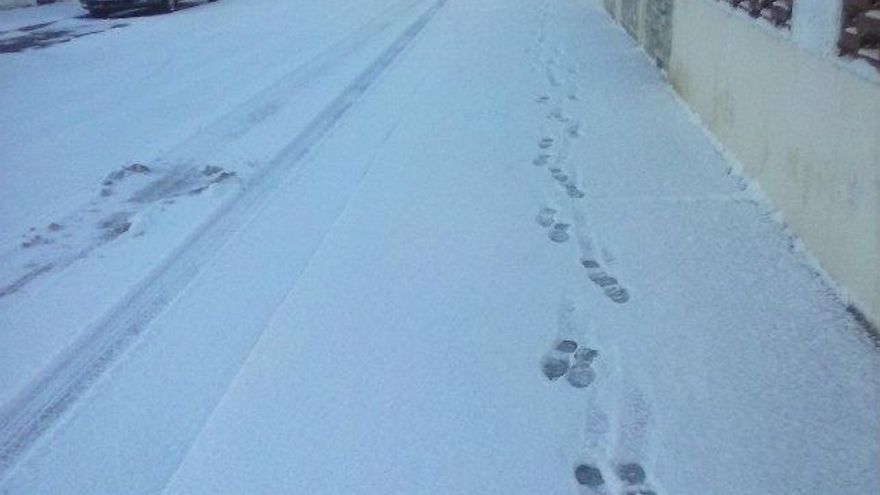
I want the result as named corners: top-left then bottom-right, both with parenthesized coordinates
top-left (0, 0), bottom-right (877, 494)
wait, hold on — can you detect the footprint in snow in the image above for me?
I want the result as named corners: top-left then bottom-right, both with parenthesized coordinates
top-left (566, 348), bottom-right (598, 389)
top-left (570, 379), bottom-right (661, 495)
top-left (604, 286), bottom-right (630, 304)
top-left (533, 153), bottom-right (551, 166)
top-left (547, 167), bottom-right (584, 198)
top-left (566, 183), bottom-right (585, 199)
top-left (536, 207), bottom-right (557, 228)
top-left (551, 169), bottom-right (569, 183)
top-left (548, 108), bottom-right (569, 123)
top-left (539, 137), bottom-right (555, 149)
top-left (575, 463), bottom-right (610, 494)
top-left (617, 463), bottom-right (646, 486)
top-left (21, 234), bottom-right (53, 248)
top-left (549, 223), bottom-right (570, 243)
top-left (588, 272), bottom-right (618, 288)
top-left (540, 339), bottom-right (578, 381)
top-left (98, 212), bottom-right (133, 241)
top-left (573, 445), bottom-right (660, 494)
top-left (581, 258), bottom-right (630, 304)
top-left (615, 463), bottom-right (658, 495)
top-left (538, 317), bottom-right (599, 387)
top-left (613, 389), bottom-right (660, 494)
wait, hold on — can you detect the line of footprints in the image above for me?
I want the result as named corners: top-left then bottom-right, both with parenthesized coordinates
top-left (534, 77), bottom-right (652, 492)
top-left (542, 337), bottom-right (657, 495)
top-left (530, 103), bottom-right (630, 305)
top-left (576, 462), bottom-right (658, 495)
top-left (533, 136), bottom-right (586, 200)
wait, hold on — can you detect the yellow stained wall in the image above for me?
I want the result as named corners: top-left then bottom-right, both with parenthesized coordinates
top-left (667, 1), bottom-right (880, 324)
top-left (602, 0), bottom-right (879, 323)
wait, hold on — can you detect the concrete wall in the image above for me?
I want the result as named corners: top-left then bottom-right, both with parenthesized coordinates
top-left (601, 0), bottom-right (880, 325)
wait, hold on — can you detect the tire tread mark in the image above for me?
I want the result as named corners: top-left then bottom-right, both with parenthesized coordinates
top-left (0, 0), bottom-right (447, 479)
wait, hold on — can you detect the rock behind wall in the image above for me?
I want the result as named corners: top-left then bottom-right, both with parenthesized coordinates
top-left (603, 0), bottom-right (674, 69)
top-left (644, 0), bottom-right (673, 68)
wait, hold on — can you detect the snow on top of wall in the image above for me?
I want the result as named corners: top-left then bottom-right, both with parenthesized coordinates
top-left (792, 0), bottom-right (880, 84)
top-left (790, 0), bottom-right (843, 56)
top-left (708, 0), bottom-right (879, 83)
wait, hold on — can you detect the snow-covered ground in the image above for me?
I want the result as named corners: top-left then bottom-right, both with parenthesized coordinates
top-left (0, 0), bottom-right (877, 494)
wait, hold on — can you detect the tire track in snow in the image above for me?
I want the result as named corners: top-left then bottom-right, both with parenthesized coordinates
top-left (0, 0), bottom-right (426, 296)
top-left (160, 0), bottom-right (428, 159)
top-left (0, 0), bottom-right (448, 479)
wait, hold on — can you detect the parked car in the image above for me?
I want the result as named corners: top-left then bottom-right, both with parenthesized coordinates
top-left (80, 0), bottom-right (215, 18)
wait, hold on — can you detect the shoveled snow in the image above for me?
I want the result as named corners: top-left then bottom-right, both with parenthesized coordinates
top-left (0, 0), bottom-right (877, 494)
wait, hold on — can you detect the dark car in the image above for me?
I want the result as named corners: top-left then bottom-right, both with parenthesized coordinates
top-left (80, 0), bottom-right (214, 18)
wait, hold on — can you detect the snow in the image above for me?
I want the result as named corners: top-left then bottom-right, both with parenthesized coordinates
top-left (709, 0), bottom-right (880, 84)
top-left (0, 0), bottom-right (878, 494)
top-left (0, 0), bottom-right (430, 411)
top-left (0, 0), bottom-right (80, 30)
top-left (791, 0), bottom-right (842, 56)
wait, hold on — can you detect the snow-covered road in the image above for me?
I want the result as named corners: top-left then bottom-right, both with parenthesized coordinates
top-left (1, 0), bottom-right (878, 494)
